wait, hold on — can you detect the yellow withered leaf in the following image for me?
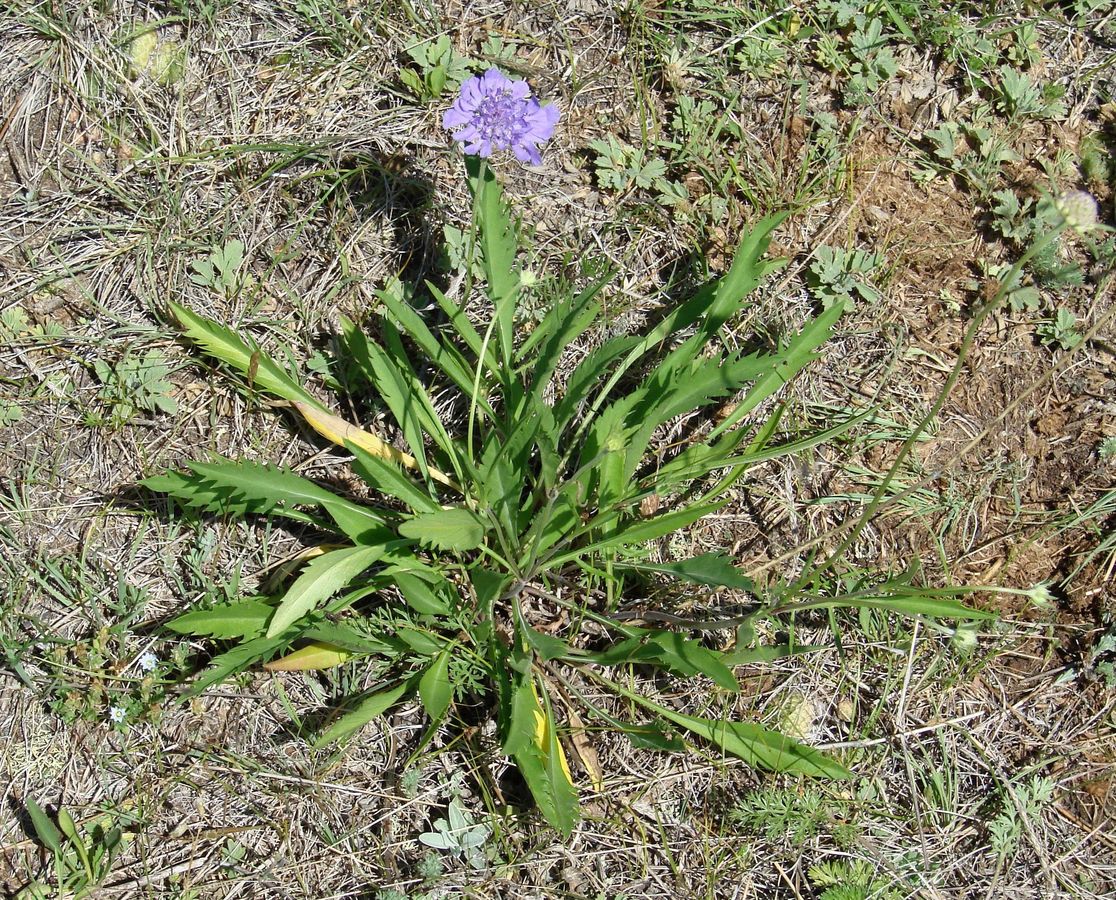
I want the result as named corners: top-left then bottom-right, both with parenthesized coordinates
top-left (291, 401), bottom-right (458, 490)
top-left (264, 641), bottom-right (353, 672)
top-left (566, 705), bottom-right (604, 792)
top-left (531, 684), bottom-right (574, 786)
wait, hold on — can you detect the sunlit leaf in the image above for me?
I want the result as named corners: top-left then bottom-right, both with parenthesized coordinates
top-left (25, 798), bottom-right (64, 856)
top-left (185, 458), bottom-right (386, 542)
top-left (465, 155), bottom-right (519, 369)
top-left (168, 301), bottom-right (320, 408)
top-left (165, 599), bottom-right (273, 639)
top-left (267, 544), bottom-right (387, 638)
top-left (398, 507), bottom-right (487, 551)
top-left (263, 641), bottom-right (354, 671)
top-left (507, 676), bottom-right (578, 835)
top-left (392, 571), bottom-right (453, 616)
top-left (653, 702), bottom-right (850, 778)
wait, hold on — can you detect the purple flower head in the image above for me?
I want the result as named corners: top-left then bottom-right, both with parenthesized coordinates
top-left (443, 68), bottom-right (559, 166)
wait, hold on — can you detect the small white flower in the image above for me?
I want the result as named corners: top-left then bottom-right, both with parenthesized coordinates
top-left (108, 706), bottom-right (126, 725)
top-left (138, 651), bottom-right (158, 672)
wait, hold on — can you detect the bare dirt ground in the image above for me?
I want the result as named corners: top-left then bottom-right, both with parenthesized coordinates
top-left (1, 1), bottom-right (1114, 897)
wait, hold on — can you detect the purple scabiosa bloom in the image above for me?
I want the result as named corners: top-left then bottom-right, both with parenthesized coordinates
top-left (443, 68), bottom-right (559, 165)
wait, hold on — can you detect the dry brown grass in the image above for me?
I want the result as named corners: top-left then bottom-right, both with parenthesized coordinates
top-left (1, 1), bottom-right (1114, 897)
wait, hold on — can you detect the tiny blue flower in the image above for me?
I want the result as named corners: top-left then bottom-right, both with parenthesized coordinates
top-left (108, 705), bottom-right (126, 725)
top-left (443, 68), bottom-right (559, 165)
top-left (138, 651), bottom-right (158, 672)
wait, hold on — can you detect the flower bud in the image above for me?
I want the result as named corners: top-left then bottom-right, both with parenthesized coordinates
top-left (1056, 190), bottom-right (1099, 230)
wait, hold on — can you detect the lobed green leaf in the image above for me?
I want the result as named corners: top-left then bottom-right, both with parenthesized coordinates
top-left (398, 507), bottom-right (487, 551)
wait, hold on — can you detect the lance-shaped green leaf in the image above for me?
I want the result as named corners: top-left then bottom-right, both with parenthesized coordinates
top-left (377, 284), bottom-right (488, 403)
top-left (586, 630), bottom-right (739, 692)
top-left (655, 706), bottom-right (850, 779)
top-left (314, 677), bottom-right (416, 747)
top-left (622, 689), bottom-right (850, 778)
top-left (55, 807), bottom-right (91, 880)
top-left (546, 499), bottom-right (728, 568)
top-left (465, 155), bottom-right (519, 368)
top-left (571, 215), bottom-right (785, 449)
top-left (518, 274), bottom-right (609, 390)
top-left (701, 211), bottom-right (788, 336)
top-left (264, 641), bottom-right (354, 671)
top-left (419, 648), bottom-right (453, 720)
top-left (618, 720), bottom-right (687, 752)
top-left (398, 507), bottom-right (487, 551)
top-left (780, 591), bottom-right (996, 620)
top-left (267, 544), bottom-right (386, 638)
top-left (551, 334), bottom-right (640, 436)
top-left (300, 619), bottom-right (403, 655)
top-left (652, 410), bottom-right (871, 500)
top-left (142, 468), bottom-right (319, 527)
top-left (707, 300), bottom-right (844, 443)
top-left (347, 441), bottom-right (440, 513)
top-left (187, 458), bottom-right (386, 541)
top-left (341, 318), bottom-right (431, 479)
top-left (425, 280), bottom-right (488, 366)
top-left (167, 301), bottom-right (322, 409)
top-left (185, 634), bottom-right (287, 697)
top-left (506, 675), bottom-right (578, 835)
top-left (615, 553), bottom-right (755, 591)
top-left (25, 798), bottom-right (64, 856)
top-left (392, 571), bottom-right (453, 616)
top-left (166, 598), bottom-right (274, 639)
top-left (614, 349), bottom-right (786, 485)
